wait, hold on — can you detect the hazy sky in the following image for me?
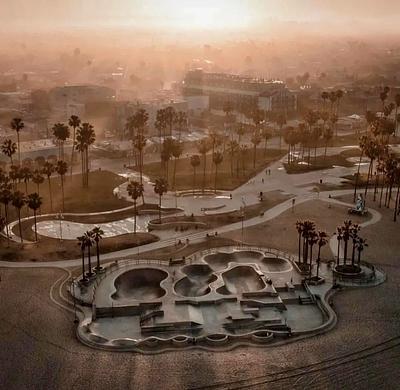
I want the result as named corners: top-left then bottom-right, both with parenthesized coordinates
top-left (1, 0), bottom-right (399, 33)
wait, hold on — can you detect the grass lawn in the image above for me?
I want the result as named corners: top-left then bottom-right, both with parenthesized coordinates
top-left (12, 170), bottom-right (131, 218)
top-left (284, 149), bottom-right (358, 174)
top-left (140, 148), bottom-right (285, 191)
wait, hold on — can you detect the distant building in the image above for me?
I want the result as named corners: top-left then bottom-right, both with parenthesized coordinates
top-left (182, 69), bottom-right (296, 116)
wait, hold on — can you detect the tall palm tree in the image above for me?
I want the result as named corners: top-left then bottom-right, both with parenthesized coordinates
top-left (42, 161), bottom-right (54, 212)
top-left (133, 133), bottom-right (147, 188)
top-left (353, 135), bottom-right (369, 202)
top-left (171, 140), bottom-right (183, 189)
top-left (12, 190), bottom-right (26, 243)
top-left (295, 220), bottom-right (304, 263)
top-left (127, 180), bottom-right (144, 233)
top-left (190, 155), bottom-right (200, 194)
top-left (68, 115), bottom-right (81, 176)
top-left (27, 193), bottom-right (42, 241)
top-left (1, 139), bottom-right (17, 165)
top-left (84, 230), bottom-right (94, 277)
top-left (250, 130), bottom-right (262, 168)
top-left (55, 160), bottom-right (68, 212)
top-left (155, 108), bottom-right (167, 144)
top-left (32, 169), bottom-right (44, 196)
top-left (197, 138), bottom-right (211, 193)
top-left (212, 151), bottom-right (223, 193)
top-left (20, 166), bottom-right (32, 194)
top-left (77, 235), bottom-right (87, 282)
top-left (164, 106), bottom-right (177, 136)
top-left (131, 108), bottom-right (149, 172)
top-left (307, 230), bottom-right (319, 278)
top-left (262, 127), bottom-right (272, 155)
top-left (52, 123), bottom-right (70, 160)
top-left (316, 231), bottom-right (328, 278)
top-left (75, 123), bottom-right (96, 187)
top-left (153, 177), bottom-right (168, 223)
top-left (0, 186), bottom-right (12, 245)
top-left (227, 140), bottom-right (239, 177)
top-left (10, 118), bottom-right (24, 166)
top-left (91, 226), bottom-right (104, 271)
top-left (161, 138), bottom-right (173, 181)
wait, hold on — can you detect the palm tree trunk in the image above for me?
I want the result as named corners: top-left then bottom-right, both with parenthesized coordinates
top-left (134, 200), bottom-right (137, 234)
top-left (17, 132), bottom-right (21, 166)
top-left (193, 168), bottom-right (196, 195)
top-left (70, 127), bottom-right (76, 177)
top-left (159, 195), bottom-right (162, 223)
top-left (364, 160), bottom-right (373, 197)
top-left (214, 165), bottom-right (218, 193)
top-left (48, 178), bottom-right (53, 212)
top-left (202, 154), bottom-right (206, 193)
top-left (81, 249), bottom-right (85, 277)
top-left (96, 242), bottom-right (100, 269)
top-left (253, 145), bottom-right (256, 168)
top-left (394, 185), bottom-right (400, 221)
top-left (34, 210), bottom-right (37, 242)
top-left (87, 247), bottom-right (92, 276)
top-left (316, 246), bottom-right (322, 278)
top-left (4, 204), bottom-right (9, 247)
top-left (18, 210), bottom-right (23, 243)
top-left (61, 175), bottom-right (65, 213)
top-left (173, 158), bottom-right (177, 188)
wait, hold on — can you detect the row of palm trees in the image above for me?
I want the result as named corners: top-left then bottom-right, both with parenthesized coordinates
top-left (1, 115), bottom-right (95, 188)
top-left (295, 219), bottom-right (368, 277)
top-left (335, 220), bottom-right (367, 269)
top-left (77, 227), bottom-right (104, 282)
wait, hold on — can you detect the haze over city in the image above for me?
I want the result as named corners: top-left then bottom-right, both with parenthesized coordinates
top-left (0, 1), bottom-right (399, 390)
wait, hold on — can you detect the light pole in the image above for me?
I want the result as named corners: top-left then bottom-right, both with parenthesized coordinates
top-left (58, 211), bottom-right (64, 243)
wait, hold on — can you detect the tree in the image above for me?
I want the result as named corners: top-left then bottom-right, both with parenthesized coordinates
top-left (190, 154), bottom-right (201, 194)
top-left (27, 193), bottom-right (42, 241)
top-left (307, 230), bottom-right (319, 279)
top-left (171, 140), bottom-right (184, 189)
top-left (56, 160), bottom-right (68, 212)
top-left (153, 178), bottom-right (168, 223)
top-left (0, 186), bottom-right (12, 245)
top-left (322, 127), bottom-right (333, 158)
top-left (275, 113), bottom-right (287, 149)
top-left (32, 170), bottom-right (44, 196)
top-left (68, 115), bottom-right (81, 176)
top-left (155, 108), bottom-right (167, 143)
top-left (295, 221), bottom-right (304, 264)
top-left (164, 106), bottom-right (177, 136)
top-left (1, 139), bottom-right (17, 165)
top-left (75, 123), bottom-right (96, 187)
top-left (84, 230), bottom-right (94, 277)
top-left (197, 138), bottom-right (211, 193)
top-left (212, 151), bottom-right (223, 193)
top-left (20, 166), bottom-right (32, 194)
top-left (127, 180), bottom-right (144, 234)
top-left (77, 235), bottom-right (87, 282)
top-left (11, 118), bottom-right (24, 165)
top-left (262, 127), bottom-right (272, 155)
top-left (355, 237), bottom-right (368, 266)
top-left (12, 191), bottom-right (26, 243)
top-left (227, 140), bottom-right (239, 177)
top-left (91, 226), bottom-right (104, 271)
top-left (250, 130), bottom-right (262, 168)
top-left (161, 137), bottom-right (174, 181)
top-left (42, 161), bottom-right (55, 212)
top-left (52, 123), bottom-right (70, 160)
top-left (316, 231), bottom-right (328, 278)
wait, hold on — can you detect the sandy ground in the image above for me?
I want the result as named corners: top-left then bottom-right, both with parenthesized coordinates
top-left (1, 198), bottom-right (400, 389)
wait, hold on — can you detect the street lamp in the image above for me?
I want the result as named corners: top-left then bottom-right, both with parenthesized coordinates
top-left (57, 211), bottom-right (64, 243)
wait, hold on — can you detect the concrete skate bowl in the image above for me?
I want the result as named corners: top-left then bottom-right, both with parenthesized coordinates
top-left (203, 250), bottom-right (263, 271)
top-left (174, 264), bottom-right (217, 297)
top-left (217, 265), bottom-right (266, 295)
top-left (111, 268), bottom-right (168, 302)
top-left (261, 255), bottom-right (292, 273)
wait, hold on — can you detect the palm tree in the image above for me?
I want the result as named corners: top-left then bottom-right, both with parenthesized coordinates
top-left (353, 135), bottom-right (369, 202)
top-left (307, 230), bottom-right (319, 278)
top-left (364, 138), bottom-right (380, 198)
top-left (340, 220), bottom-right (353, 265)
top-left (9, 165), bottom-right (21, 190)
top-left (42, 161), bottom-right (54, 212)
top-left (153, 178), bottom-right (168, 223)
top-left (1, 139), bottom-right (17, 166)
top-left (250, 130), bottom-right (262, 168)
top-left (212, 151), bottom-right (223, 193)
top-left (55, 160), bottom-right (68, 212)
top-left (316, 231), bottom-right (328, 278)
top-left (127, 180), bottom-right (144, 234)
top-left (355, 237), bottom-right (368, 266)
top-left (155, 108), bottom-right (167, 144)
top-left (322, 127), bottom-right (333, 158)
top-left (164, 106), bottom-right (177, 136)
top-left (27, 193), bottom-right (42, 241)
top-left (32, 169), bottom-right (44, 196)
top-left (75, 123), bottom-right (96, 187)
top-left (77, 235), bottom-right (87, 282)
top-left (20, 166), bottom-right (32, 194)
top-left (190, 155), bottom-right (201, 194)
top-left (171, 140), bottom-right (184, 189)
top-left (52, 123), bottom-right (70, 160)
top-left (227, 140), bottom-right (239, 177)
top-left (12, 191), bottom-right (26, 243)
top-left (91, 226), bottom-right (104, 271)
top-left (197, 138), bottom-right (211, 193)
top-left (68, 115), bottom-right (81, 176)
top-left (84, 230), bottom-right (94, 277)
top-left (295, 221), bottom-right (304, 263)
top-left (0, 186), bottom-right (12, 245)
top-left (262, 127), bottom-right (272, 155)
top-left (11, 118), bottom-right (24, 166)
top-left (275, 113), bottom-right (287, 149)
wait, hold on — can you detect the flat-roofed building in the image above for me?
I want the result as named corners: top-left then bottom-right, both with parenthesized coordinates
top-left (183, 69), bottom-right (296, 115)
